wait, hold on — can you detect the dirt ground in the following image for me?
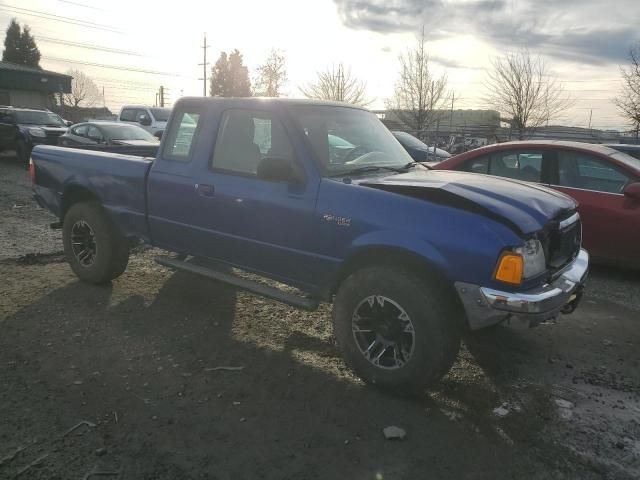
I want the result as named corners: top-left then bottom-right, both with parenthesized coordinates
top-left (1, 154), bottom-right (639, 479)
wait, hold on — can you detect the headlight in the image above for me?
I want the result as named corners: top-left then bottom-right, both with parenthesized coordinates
top-left (495, 239), bottom-right (546, 285)
top-left (28, 128), bottom-right (46, 138)
top-left (515, 239), bottom-right (546, 279)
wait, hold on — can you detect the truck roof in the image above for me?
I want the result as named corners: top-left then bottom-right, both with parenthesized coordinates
top-left (175, 96), bottom-right (369, 111)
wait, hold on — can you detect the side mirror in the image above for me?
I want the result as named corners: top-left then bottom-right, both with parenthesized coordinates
top-left (139, 116), bottom-right (152, 126)
top-left (154, 130), bottom-right (164, 140)
top-left (623, 182), bottom-right (640, 200)
top-left (65, 120), bottom-right (73, 127)
top-left (257, 156), bottom-right (303, 184)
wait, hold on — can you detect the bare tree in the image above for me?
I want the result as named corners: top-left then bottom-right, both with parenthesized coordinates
top-left (386, 27), bottom-right (451, 137)
top-left (484, 50), bottom-right (573, 139)
top-left (613, 43), bottom-right (640, 138)
top-left (254, 49), bottom-right (287, 97)
top-left (64, 69), bottom-right (101, 112)
top-left (299, 63), bottom-right (371, 106)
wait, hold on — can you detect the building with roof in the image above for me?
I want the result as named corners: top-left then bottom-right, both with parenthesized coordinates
top-left (0, 61), bottom-right (72, 109)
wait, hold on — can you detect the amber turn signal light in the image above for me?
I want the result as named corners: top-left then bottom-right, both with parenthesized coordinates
top-left (494, 253), bottom-right (524, 285)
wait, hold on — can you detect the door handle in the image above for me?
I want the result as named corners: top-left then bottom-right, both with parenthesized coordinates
top-left (195, 183), bottom-right (215, 197)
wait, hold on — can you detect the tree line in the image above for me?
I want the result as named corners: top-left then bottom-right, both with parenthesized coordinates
top-left (3, 17), bottom-right (640, 138)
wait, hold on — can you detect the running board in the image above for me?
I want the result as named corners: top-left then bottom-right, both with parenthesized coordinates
top-left (154, 256), bottom-right (319, 311)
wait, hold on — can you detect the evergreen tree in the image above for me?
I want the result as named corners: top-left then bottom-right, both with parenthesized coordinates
top-left (2, 19), bottom-right (22, 64)
top-left (20, 25), bottom-right (41, 68)
top-left (210, 52), bottom-right (229, 97)
top-left (227, 49), bottom-right (251, 97)
top-left (2, 19), bottom-right (41, 68)
top-left (209, 50), bottom-right (251, 97)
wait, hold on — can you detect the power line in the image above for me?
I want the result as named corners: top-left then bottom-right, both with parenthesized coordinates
top-left (55, 0), bottom-right (105, 11)
top-left (0, 4), bottom-right (121, 33)
top-left (36, 36), bottom-right (141, 56)
top-left (43, 56), bottom-right (185, 76)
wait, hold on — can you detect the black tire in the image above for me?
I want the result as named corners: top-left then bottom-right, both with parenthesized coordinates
top-left (16, 139), bottom-right (30, 168)
top-left (333, 266), bottom-right (462, 395)
top-left (62, 201), bottom-right (129, 284)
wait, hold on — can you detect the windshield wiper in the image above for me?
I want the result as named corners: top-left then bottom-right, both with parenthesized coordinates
top-left (332, 165), bottom-right (406, 177)
top-left (400, 161), bottom-right (420, 170)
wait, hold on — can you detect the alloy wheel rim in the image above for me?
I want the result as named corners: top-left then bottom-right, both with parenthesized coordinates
top-left (351, 295), bottom-right (415, 370)
top-left (71, 220), bottom-right (97, 267)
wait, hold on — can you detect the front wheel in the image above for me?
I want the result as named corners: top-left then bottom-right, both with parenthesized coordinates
top-left (333, 266), bottom-right (462, 395)
top-left (62, 201), bottom-right (130, 284)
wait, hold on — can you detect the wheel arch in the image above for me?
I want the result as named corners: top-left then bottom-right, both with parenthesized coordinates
top-left (328, 245), bottom-right (468, 328)
top-left (60, 185), bottom-right (101, 221)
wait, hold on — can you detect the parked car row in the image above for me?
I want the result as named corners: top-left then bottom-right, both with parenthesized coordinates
top-left (433, 141), bottom-right (640, 268)
top-left (0, 106), bottom-right (161, 166)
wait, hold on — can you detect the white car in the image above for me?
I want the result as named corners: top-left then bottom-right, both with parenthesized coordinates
top-left (118, 105), bottom-right (171, 136)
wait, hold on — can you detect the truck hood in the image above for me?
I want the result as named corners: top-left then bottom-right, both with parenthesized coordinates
top-left (358, 169), bottom-right (576, 235)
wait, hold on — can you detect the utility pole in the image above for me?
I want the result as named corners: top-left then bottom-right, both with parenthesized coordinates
top-left (102, 86), bottom-right (105, 109)
top-left (588, 109), bottom-right (593, 135)
top-left (449, 93), bottom-right (455, 133)
top-left (198, 33), bottom-right (210, 97)
top-left (159, 85), bottom-right (165, 107)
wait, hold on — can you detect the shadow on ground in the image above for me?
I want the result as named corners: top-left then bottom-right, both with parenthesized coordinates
top-left (0, 265), bottom-right (608, 479)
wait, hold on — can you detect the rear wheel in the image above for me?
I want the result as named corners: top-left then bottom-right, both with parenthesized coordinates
top-left (62, 201), bottom-right (129, 284)
top-left (333, 266), bottom-right (462, 395)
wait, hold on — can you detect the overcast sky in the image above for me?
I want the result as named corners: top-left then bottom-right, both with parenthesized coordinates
top-left (1, 0), bottom-right (638, 129)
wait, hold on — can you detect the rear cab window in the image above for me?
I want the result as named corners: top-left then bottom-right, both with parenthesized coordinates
top-left (161, 110), bottom-right (202, 162)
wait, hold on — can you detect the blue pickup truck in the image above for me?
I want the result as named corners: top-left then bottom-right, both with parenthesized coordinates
top-left (31, 97), bottom-right (588, 393)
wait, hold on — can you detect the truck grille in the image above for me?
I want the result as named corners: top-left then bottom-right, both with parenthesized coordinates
top-left (543, 212), bottom-right (582, 270)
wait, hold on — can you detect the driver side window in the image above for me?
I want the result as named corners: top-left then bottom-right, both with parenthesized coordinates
top-left (211, 110), bottom-right (293, 176)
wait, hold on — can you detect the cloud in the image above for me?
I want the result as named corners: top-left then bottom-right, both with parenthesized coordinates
top-left (429, 54), bottom-right (482, 69)
top-left (333, 0), bottom-right (640, 65)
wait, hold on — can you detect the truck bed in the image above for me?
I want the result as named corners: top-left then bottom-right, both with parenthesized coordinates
top-left (31, 145), bottom-right (154, 241)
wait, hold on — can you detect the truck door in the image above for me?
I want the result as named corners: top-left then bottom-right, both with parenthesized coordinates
top-left (147, 106), bottom-right (323, 291)
top-left (198, 108), bottom-right (322, 289)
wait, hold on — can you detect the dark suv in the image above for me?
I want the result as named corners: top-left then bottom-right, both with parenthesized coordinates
top-left (0, 107), bottom-right (69, 166)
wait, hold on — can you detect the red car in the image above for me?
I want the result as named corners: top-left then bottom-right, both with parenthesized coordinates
top-left (433, 140), bottom-right (640, 268)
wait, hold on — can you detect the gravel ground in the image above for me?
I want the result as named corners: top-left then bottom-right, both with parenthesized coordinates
top-left (1, 154), bottom-right (639, 479)
top-left (0, 153), bottom-right (61, 260)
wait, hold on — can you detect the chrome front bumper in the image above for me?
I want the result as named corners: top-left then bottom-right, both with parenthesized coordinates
top-left (456, 249), bottom-right (589, 330)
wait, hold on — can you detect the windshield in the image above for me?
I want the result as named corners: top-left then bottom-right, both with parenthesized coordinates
top-left (15, 110), bottom-right (66, 127)
top-left (292, 106), bottom-right (414, 175)
top-left (100, 124), bottom-right (158, 141)
top-left (393, 131), bottom-right (428, 149)
top-left (611, 151), bottom-right (640, 171)
top-left (150, 108), bottom-right (171, 122)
